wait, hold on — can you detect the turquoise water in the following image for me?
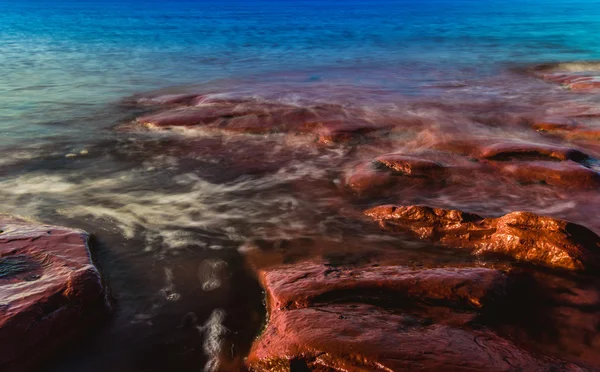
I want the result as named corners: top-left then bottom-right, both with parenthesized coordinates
top-left (2, 1), bottom-right (600, 371)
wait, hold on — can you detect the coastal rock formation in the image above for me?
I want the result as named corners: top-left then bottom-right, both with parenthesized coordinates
top-left (365, 205), bottom-right (600, 271)
top-left (245, 261), bottom-right (587, 371)
top-left (132, 97), bottom-right (390, 143)
top-left (0, 216), bottom-right (109, 372)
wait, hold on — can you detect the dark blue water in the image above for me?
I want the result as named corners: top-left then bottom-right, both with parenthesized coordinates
top-left (2, 1), bottom-right (600, 371)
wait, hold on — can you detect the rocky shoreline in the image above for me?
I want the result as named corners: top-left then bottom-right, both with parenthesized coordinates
top-left (2, 62), bottom-right (600, 371)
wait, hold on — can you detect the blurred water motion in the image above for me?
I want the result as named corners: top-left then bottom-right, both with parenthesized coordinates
top-left (1, 0), bottom-right (600, 371)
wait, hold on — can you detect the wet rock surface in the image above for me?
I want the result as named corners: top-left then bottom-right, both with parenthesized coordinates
top-left (130, 97), bottom-right (389, 144)
top-left (0, 216), bottom-right (109, 372)
top-left (365, 205), bottom-right (600, 271)
top-left (533, 62), bottom-right (600, 92)
top-left (495, 160), bottom-right (600, 188)
top-left (245, 259), bottom-right (590, 371)
top-left (116, 80), bottom-right (600, 371)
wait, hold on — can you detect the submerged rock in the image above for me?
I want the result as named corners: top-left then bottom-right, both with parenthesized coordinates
top-left (132, 97), bottom-right (389, 143)
top-left (531, 117), bottom-right (581, 132)
top-left (479, 142), bottom-right (589, 162)
top-left (365, 205), bottom-right (600, 271)
top-left (0, 215), bottom-right (109, 372)
top-left (345, 154), bottom-right (447, 196)
top-left (496, 160), bottom-right (600, 188)
top-left (532, 62), bottom-right (600, 92)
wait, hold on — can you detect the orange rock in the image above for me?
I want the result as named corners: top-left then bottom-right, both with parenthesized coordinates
top-left (365, 205), bottom-right (600, 271)
top-left (0, 216), bottom-right (109, 372)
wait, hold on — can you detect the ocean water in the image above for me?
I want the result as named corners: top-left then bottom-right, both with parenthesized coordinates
top-left (1, 0), bottom-right (600, 371)
top-left (2, 0), bottom-right (600, 147)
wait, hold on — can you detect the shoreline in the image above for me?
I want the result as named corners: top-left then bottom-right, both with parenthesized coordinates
top-left (1, 61), bottom-right (600, 371)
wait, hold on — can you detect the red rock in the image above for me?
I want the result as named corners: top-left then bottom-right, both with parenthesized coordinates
top-left (497, 161), bottom-right (600, 188)
top-left (0, 216), bottom-right (109, 371)
top-left (259, 262), bottom-right (508, 311)
top-left (344, 163), bottom-right (396, 195)
top-left (133, 98), bottom-right (391, 144)
top-left (480, 143), bottom-right (589, 162)
top-left (246, 261), bottom-right (586, 371)
top-left (136, 105), bottom-right (260, 128)
top-left (247, 304), bottom-right (585, 372)
top-left (315, 119), bottom-right (389, 144)
top-left (345, 154), bottom-right (446, 196)
top-left (374, 153), bottom-right (444, 175)
top-left (365, 205), bottom-right (600, 271)
top-left (493, 271), bottom-right (600, 369)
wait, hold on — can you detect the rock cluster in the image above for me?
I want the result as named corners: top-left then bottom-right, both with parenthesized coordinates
top-left (123, 69), bottom-right (600, 371)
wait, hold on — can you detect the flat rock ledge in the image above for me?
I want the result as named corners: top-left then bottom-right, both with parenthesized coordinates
top-left (0, 215), bottom-right (109, 372)
top-left (365, 205), bottom-right (600, 271)
top-left (245, 261), bottom-right (587, 371)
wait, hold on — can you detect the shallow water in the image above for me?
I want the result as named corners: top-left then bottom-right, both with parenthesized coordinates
top-left (2, 0), bottom-right (600, 371)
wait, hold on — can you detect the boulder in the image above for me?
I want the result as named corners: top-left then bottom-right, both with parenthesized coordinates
top-left (246, 261), bottom-right (586, 371)
top-left (365, 205), bottom-right (600, 271)
top-left (0, 216), bottom-right (109, 371)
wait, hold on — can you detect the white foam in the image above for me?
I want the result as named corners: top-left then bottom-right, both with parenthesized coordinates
top-left (198, 259), bottom-right (228, 291)
top-left (197, 309), bottom-right (227, 372)
top-left (159, 267), bottom-right (181, 302)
